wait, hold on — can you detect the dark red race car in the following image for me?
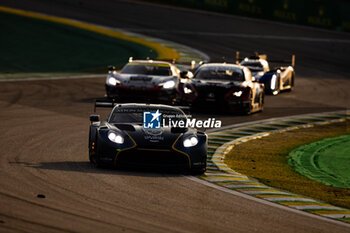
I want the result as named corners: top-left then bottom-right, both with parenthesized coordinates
top-left (180, 63), bottom-right (264, 114)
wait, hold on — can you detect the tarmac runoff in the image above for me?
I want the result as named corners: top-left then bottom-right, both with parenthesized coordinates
top-left (201, 111), bottom-right (350, 223)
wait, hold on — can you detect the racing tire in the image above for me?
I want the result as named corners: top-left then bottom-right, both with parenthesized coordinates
top-left (89, 154), bottom-right (101, 168)
top-left (243, 91), bottom-right (253, 115)
top-left (89, 132), bottom-right (102, 168)
top-left (286, 73), bottom-right (295, 92)
top-left (259, 93), bottom-right (264, 112)
top-left (190, 167), bottom-right (206, 175)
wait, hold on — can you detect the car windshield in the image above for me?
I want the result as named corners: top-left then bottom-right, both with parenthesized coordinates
top-left (240, 61), bottom-right (264, 71)
top-left (194, 66), bottom-right (244, 81)
top-left (109, 107), bottom-right (186, 125)
top-left (120, 63), bottom-right (172, 76)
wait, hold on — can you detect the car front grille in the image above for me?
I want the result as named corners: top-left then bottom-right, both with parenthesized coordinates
top-left (116, 147), bottom-right (190, 169)
top-left (130, 76), bottom-right (152, 81)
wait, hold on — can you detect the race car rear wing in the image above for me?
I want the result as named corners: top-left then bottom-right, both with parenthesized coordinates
top-left (93, 98), bottom-right (191, 113)
top-left (128, 56), bottom-right (205, 70)
top-left (235, 51), bottom-right (295, 67)
top-left (93, 98), bottom-right (117, 112)
top-left (161, 59), bottom-right (205, 70)
top-left (108, 58), bottom-right (206, 74)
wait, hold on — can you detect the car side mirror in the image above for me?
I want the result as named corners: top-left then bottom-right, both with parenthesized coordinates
top-left (108, 65), bottom-right (117, 71)
top-left (90, 114), bottom-right (100, 122)
top-left (180, 71), bottom-right (194, 79)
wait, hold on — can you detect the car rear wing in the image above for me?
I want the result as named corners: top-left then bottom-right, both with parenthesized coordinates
top-left (235, 51), bottom-right (295, 67)
top-left (94, 98), bottom-right (117, 112)
top-left (160, 58), bottom-right (205, 70)
top-left (93, 98), bottom-right (191, 113)
top-left (108, 58), bottom-right (206, 74)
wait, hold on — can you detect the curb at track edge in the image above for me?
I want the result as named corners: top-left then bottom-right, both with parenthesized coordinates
top-left (188, 110), bottom-right (350, 226)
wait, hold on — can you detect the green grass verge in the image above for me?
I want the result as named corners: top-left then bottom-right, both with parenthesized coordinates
top-left (225, 120), bottom-right (350, 209)
top-left (0, 11), bottom-right (157, 78)
top-left (289, 134), bottom-right (350, 188)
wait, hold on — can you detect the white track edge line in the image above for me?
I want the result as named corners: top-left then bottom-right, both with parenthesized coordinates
top-left (185, 176), bottom-right (350, 228)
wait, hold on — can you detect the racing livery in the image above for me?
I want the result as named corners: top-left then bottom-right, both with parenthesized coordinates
top-left (105, 60), bottom-right (184, 103)
top-left (89, 103), bottom-right (207, 174)
top-left (181, 63), bottom-right (264, 114)
top-left (239, 54), bottom-right (295, 95)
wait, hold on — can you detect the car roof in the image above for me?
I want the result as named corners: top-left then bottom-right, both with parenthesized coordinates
top-left (241, 58), bottom-right (264, 62)
top-left (129, 60), bottom-right (173, 66)
top-left (199, 63), bottom-right (244, 69)
top-left (112, 103), bottom-right (184, 112)
top-left (241, 58), bottom-right (269, 67)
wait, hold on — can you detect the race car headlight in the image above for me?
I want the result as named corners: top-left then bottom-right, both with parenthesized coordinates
top-left (183, 136), bottom-right (198, 148)
top-left (233, 90), bottom-right (243, 97)
top-left (271, 74), bottom-right (277, 90)
top-left (184, 86), bottom-right (192, 94)
top-left (162, 80), bottom-right (176, 89)
top-left (107, 77), bottom-right (120, 86)
top-left (108, 132), bottom-right (124, 144)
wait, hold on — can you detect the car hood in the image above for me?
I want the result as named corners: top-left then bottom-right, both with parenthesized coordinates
top-left (109, 73), bottom-right (178, 87)
top-left (109, 123), bottom-right (192, 148)
top-left (190, 79), bottom-right (242, 87)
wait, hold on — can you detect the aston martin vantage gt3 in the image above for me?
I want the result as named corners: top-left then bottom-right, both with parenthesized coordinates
top-left (89, 103), bottom-right (207, 174)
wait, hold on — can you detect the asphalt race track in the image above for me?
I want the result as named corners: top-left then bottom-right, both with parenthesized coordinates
top-left (0, 0), bottom-right (350, 232)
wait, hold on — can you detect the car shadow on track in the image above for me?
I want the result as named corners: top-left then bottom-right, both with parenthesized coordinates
top-left (10, 161), bottom-right (190, 177)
